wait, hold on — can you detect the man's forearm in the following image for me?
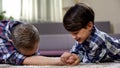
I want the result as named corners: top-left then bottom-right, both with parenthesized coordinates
top-left (23, 56), bottom-right (64, 66)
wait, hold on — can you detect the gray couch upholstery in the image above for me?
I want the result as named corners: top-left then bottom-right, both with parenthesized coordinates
top-left (39, 34), bottom-right (75, 56)
top-left (32, 21), bottom-right (112, 35)
top-left (32, 21), bottom-right (120, 57)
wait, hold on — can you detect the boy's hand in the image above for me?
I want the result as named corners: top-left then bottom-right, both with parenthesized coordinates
top-left (61, 52), bottom-right (80, 66)
top-left (61, 52), bottom-right (72, 64)
top-left (69, 53), bottom-right (80, 65)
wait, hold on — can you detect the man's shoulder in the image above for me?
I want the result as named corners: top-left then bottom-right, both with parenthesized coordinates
top-left (0, 20), bottom-right (9, 25)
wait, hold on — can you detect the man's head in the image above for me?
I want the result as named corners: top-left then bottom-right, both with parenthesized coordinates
top-left (11, 23), bottom-right (40, 56)
top-left (63, 3), bottom-right (95, 44)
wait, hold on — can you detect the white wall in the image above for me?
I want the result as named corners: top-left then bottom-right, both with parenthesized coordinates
top-left (0, 0), bottom-right (2, 12)
top-left (63, 0), bottom-right (120, 34)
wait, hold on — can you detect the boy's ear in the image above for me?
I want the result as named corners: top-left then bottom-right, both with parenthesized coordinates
top-left (87, 21), bottom-right (93, 30)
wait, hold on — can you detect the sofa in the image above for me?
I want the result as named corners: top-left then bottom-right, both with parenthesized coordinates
top-left (32, 21), bottom-right (120, 57)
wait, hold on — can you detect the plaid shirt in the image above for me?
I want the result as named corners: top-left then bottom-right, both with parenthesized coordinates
top-left (0, 20), bottom-right (40, 65)
top-left (71, 26), bottom-right (120, 63)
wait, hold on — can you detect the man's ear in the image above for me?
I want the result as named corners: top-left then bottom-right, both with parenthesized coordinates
top-left (87, 21), bottom-right (93, 30)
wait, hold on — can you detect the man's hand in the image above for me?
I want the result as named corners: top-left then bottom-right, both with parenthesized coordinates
top-left (69, 53), bottom-right (80, 65)
top-left (61, 52), bottom-right (80, 66)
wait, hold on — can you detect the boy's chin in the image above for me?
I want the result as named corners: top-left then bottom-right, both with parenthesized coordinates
top-left (78, 40), bottom-right (85, 44)
top-left (78, 41), bottom-right (82, 44)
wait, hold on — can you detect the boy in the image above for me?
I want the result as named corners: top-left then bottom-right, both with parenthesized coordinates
top-left (0, 20), bottom-right (65, 65)
top-left (61, 3), bottom-right (120, 64)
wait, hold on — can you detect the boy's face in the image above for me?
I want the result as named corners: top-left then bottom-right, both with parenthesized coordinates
top-left (70, 22), bottom-right (93, 44)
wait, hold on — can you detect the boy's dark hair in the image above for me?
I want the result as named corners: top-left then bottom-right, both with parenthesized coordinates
top-left (11, 23), bottom-right (40, 51)
top-left (63, 3), bottom-right (95, 31)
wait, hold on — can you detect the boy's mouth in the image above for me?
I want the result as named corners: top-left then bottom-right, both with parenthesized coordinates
top-left (76, 38), bottom-right (80, 41)
top-left (76, 38), bottom-right (82, 43)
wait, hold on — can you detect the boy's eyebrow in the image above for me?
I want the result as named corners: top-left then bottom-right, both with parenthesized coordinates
top-left (71, 30), bottom-right (80, 33)
top-left (71, 32), bottom-right (78, 34)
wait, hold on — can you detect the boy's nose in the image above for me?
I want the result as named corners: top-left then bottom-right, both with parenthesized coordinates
top-left (72, 35), bottom-right (78, 40)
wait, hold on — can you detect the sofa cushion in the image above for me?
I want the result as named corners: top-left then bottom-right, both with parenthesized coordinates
top-left (38, 34), bottom-right (75, 56)
top-left (95, 21), bottom-right (112, 33)
top-left (32, 21), bottom-right (112, 35)
top-left (39, 34), bottom-right (75, 50)
top-left (32, 22), bottom-right (69, 35)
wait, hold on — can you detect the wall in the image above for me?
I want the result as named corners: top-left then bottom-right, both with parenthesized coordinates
top-left (62, 0), bottom-right (120, 34)
top-left (62, 0), bottom-right (75, 16)
top-left (0, 0), bottom-right (2, 12)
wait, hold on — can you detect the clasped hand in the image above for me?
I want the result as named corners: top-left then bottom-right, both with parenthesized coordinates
top-left (61, 52), bottom-right (80, 66)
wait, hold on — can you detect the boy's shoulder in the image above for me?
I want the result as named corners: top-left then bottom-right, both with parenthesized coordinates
top-left (90, 27), bottom-right (107, 41)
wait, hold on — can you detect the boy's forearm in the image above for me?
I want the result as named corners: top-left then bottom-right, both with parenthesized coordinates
top-left (23, 56), bottom-right (65, 66)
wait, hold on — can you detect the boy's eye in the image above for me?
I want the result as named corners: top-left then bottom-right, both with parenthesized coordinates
top-left (73, 33), bottom-right (78, 35)
top-left (71, 32), bottom-right (78, 35)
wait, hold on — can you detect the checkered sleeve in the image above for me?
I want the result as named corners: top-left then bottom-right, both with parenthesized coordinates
top-left (7, 52), bottom-right (26, 65)
top-left (70, 42), bottom-right (79, 54)
top-left (105, 34), bottom-right (120, 57)
top-left (70, 42), bottom-right (84, 62)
